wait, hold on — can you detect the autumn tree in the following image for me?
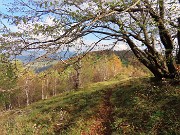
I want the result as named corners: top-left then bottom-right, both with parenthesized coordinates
top-left (17, 69), bottom-right (36, 106)
top-left (50, 70), bottom-right (59, 96)
top-left (1, 0), bottom-right (180, 80)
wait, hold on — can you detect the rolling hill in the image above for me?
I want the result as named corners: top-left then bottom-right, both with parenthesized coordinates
top-left (0, 76), bottom-right (179, 135)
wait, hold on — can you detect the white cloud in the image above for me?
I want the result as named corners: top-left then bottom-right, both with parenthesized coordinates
top-left (83, 38), bottom-right (128, 51)
top-left (113, 42), bottom-right (129, 50)
top-left (45, 16), bottom-right (55, 26)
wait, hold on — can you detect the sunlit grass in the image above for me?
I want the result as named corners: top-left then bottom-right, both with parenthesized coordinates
top-left (0, 76), bottom-right (179, 134)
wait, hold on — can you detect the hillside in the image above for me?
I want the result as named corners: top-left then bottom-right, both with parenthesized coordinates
top-left (20, 50), bottom-right (143, 73)
top-left (1, 51), bottom-right (149, 111)
top-left (0, 76), bottom-right (179, 135)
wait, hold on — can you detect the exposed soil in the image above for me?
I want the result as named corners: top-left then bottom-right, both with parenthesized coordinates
top-left (81, 88), bottom-right (114, 135)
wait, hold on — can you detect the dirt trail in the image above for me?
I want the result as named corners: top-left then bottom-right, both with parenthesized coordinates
top-left (81, 88), bottom-right (114, 135)
top-left (98, 89), bottom-right (114, 135)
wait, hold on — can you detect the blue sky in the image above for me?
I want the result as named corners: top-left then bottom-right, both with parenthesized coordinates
top-left (0, 0), bottom-right (10, 13)
top-left (0, 0), bottom-right (128, 51)
top-left (0, 0), bottom-right (18, 31)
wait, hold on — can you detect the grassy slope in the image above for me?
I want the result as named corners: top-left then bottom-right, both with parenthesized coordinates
top-left (0, 76), bottom-right (179, 135)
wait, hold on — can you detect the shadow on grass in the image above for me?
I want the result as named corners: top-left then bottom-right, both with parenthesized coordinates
top-left (111, 78), bottom-right (180, 134)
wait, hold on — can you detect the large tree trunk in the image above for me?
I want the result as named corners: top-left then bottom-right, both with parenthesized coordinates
top-left (75, 68), bottom-right (80, 89)
top-left (125, 35), bottom-right (177, 79)
top-left (177, 0), bottom-right (180, 64)
top-left (142, 0), bottom-right (178, 79)
top-left (74, 58), bottom-right (81, 89)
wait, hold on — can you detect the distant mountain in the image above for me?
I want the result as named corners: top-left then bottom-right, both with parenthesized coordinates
top-left (15, 51), bottom-right (75, 63)
top-left (35, 64), bottom-right (53, 73)
top-left (15, 55), bottom-right (36, 63)
top-left (15, 50), bottom-right (135, 64)
top-left (16, 50), bottom-right (141, 73)
top-left (34, 50), bottom-right (136, 73)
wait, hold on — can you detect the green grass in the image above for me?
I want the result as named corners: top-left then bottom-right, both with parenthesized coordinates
top-left (0, 76), bottom-right (179, 135)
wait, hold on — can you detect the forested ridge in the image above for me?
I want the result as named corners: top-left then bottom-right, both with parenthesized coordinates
top-left (0, 51), bottom-right (179, 134)
top-left (1, 51), bottom-right (146, 110)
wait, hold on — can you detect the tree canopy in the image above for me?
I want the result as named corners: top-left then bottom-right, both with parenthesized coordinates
top-left (0, 0), bottom-right (180, 79)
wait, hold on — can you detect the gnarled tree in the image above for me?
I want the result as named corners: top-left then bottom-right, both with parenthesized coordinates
top-left (0, 0), bottom-right (180, 79)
